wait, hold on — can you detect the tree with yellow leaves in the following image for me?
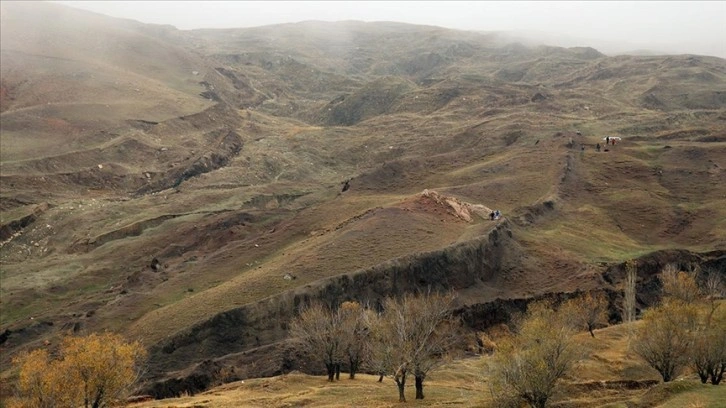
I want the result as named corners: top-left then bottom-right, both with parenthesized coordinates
top-left (10, 332), bottom-right (146, 408)
top-left (488, 300), bottom-right (584, 408)
top-left (633, 265), bottom-right (725, 384)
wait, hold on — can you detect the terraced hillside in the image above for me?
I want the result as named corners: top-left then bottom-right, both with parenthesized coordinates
top-left (1, 2), bottom-right (725, 399)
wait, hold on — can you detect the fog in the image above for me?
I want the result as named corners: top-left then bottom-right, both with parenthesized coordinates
top-left (53, 1), bottom-right (726, 58)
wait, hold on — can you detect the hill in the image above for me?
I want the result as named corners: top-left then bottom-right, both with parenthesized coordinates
top-left (1, 1), bottom-right (725, 400)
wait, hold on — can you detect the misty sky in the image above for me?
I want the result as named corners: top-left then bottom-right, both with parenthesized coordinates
top-left (54, 1), bottom-right (725, 58)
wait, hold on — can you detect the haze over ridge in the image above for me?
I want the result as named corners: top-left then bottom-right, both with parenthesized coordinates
top-left (52, 0), bottom-right (726, 59)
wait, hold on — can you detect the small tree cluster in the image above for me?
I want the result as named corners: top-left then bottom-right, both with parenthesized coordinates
top-left (289, 291), bottom-right (459, 402)
top-left (10, 332), bottom-right (147, 408)
top-left (488, 300), bottom-right (583, 408)
top-left (633, 265), bottom-right (725, 384)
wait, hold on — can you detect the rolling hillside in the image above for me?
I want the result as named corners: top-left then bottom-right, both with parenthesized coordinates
top-left (1, 2), bottom-right (725, 401)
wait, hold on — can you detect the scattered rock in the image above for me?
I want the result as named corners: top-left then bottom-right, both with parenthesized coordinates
top-left (150, 257), bottom-right (162, 271)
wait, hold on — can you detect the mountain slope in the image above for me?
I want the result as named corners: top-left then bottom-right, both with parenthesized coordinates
top-left (1, 2), bottom-right (725, 397)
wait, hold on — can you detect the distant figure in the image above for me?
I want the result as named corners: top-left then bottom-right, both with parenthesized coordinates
top-left (606, 136), bottom-right (610, 145)
top-left (495, 210), bottom-right (501, 220)
top-left (535, 139), bottom-right (540, 146)
top-left (341, 179), bottom-right (350, 192)
top-left (581, 145), bottom-right (585, 152)
top-left (490, 211), bottom-right (495, 220)
top-left (596, 143), bottom-right (601, 152)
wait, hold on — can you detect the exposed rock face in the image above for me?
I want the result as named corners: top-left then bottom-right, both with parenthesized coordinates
top-left (419, 189), bottom-right (491, 222)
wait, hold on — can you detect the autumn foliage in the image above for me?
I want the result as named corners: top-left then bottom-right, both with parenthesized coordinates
top-left (9, 332), bottom-right (147, 408)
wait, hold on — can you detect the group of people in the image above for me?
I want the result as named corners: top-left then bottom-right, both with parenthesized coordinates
top-left (595, 136), bottom-right (620, 152)
top-left (605, 136), bottom-right (618, 145)
top-left (489, 210), bottom-right (501, 220)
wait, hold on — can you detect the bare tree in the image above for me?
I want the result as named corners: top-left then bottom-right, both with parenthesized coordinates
top-left (364, 309), bottom-right (393, 383)
top-left (561, 292), bottom-right (609, 337)
top-left (338, 301), bottom-right (369, 379)
top-left (289, 302), bottom-right (343, 381)
top-left (372, 291), bottom-right (459, 402)
top-left (488, 300), bottom-right (582, 408)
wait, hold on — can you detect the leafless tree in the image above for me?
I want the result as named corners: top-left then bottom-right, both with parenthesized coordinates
top-left (338, 301), bottom-right (369, 379)
top-left (371, 291), bottom-right (460, 402)
top-left (289, 302), bottom-right (344, 381)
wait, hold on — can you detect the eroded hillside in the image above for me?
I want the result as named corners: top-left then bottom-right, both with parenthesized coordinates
top-left (1, 2), bottom-right (725, 395)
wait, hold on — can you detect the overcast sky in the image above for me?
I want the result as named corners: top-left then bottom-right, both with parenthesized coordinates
top-left (54, 1), bottom-right (725, 58)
